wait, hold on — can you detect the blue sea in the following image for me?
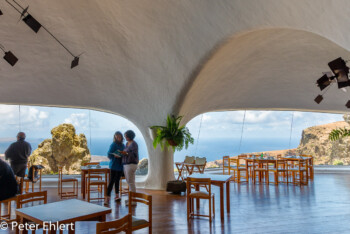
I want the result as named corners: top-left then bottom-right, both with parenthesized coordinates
top-left (0, 137), bottom-right (300, 163)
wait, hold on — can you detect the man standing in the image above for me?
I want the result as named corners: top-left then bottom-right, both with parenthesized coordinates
top-left (5, 132), bottom-right (32, 177)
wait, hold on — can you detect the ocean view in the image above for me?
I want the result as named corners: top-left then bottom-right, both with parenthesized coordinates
top-left (0, 136), bottom-right (299, 163)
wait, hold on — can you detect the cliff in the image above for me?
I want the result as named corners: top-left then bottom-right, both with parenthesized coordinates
top-left (29, 123), bottom-right (91, 174)
top-left (297, 118), bottom-right (350, 165)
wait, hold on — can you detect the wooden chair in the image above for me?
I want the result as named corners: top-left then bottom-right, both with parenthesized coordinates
top-left (252, 160), bottom-right (269, 185)
top-left (23, 163), bottom-right (43, 193)
top-left (119, 177), bottom-right (129, 196)
top-left (268, 159), bottom-right (289, 185)
top-left (16, 191), bottom-right (47, 234)
top-left (192, 157), bottom-right (206, 174)
top-left (288, 159), bottom-right (308, 186)
top-left (230, 156), bottom-right (249, 183)
top-left (58, 166), bottom-right (78, 199)
top-left (83, 162), bottom-right (103, 193)
top-left (186, 177), bottom-right (215, 222)
top-left (183, 156), bottom-right (196, 176)
top-left (222, 156), bottom-right (231, 175)
top-left (87, 169), bottom-right (109, 202)
top-left (301, 154), bottom-right (314, 180)
top-left (129, 192), bottom-right (152, 234)
top-left (96, 214), bottom-right (132, 234)
top-left (0, 196), bottom-right (17, 223)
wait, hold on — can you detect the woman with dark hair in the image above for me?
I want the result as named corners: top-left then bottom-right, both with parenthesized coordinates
top-left (120, 130), bottom-right (139, 206)
top-left (105, 131), bottom-right (125, 205)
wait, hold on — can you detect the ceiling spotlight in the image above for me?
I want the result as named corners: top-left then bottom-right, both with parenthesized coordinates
top-left (0, 9), bottom-right (3, 15)
top-left (71, 57), bottom-right (79, 69)
top-left (0, 45), bottom-right (18, 66)
top-left (317, 74), bottom-right (333, 91)
top-left (3, 51), bottom-right (18, 66)
top-left (22, 14), bottom-right (41, 33)
top-left (346, 100), bottom-right (350, 108)
top-left (328, 57), bottom-right (350, 89)
top-left (314, 95), bottom-right (323, 104)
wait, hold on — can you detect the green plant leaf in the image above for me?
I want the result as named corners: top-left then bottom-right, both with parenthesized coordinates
top-left (150, 114), bottom-right (194, 152)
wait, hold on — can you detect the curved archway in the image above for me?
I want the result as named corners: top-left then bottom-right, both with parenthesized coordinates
top-left (179, 28), bottom-right (350, 123)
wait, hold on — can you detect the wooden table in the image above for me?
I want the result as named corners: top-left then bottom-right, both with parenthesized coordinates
top-left (187, 174), bottom-right (233, 220)
top-left (80, 166), bottom-right (110, 200)
top-left (244, 157), bottom-right (284, 179)
top-left (16, 199), bottom-right (111, 234)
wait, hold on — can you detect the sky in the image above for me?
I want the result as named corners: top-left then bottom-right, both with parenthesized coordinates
top-left (0, 104), bottom-right (345, 161)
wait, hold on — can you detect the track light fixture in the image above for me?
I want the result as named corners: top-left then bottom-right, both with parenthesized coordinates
top-left (0, 44), bottom-right (18, 66)
top-left (315, 57), bottom-right (350, 107)
top-left (5, 0), bottom-right (81, 68)
top-left (314, 95), bottom-right (323, 104)
top-left (328, 57), bottom-right (350, 89)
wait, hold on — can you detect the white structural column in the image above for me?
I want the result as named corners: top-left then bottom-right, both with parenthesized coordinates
top-left (139, 127), bottom-right (175, 190)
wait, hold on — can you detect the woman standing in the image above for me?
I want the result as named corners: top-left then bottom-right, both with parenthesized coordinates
top-left (120, 130), bottom-right (139, 206)
top-left (105, 131), bottom-right (125, 205)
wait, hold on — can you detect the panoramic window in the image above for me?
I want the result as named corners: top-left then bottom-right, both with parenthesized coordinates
top-left (0, 104), bottom-right (148, 174)
top-left (175, 110), bottom-right (345, 166)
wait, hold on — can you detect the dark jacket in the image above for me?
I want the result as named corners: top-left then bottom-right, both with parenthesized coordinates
top-left (5, 139), bottom-right (32, 165)
top-left (122, 141), bottom-right (139, 165)
top-left (107, 142), bottom-right (125, 171)
top-left (0, 159), bottom-right (18, 201)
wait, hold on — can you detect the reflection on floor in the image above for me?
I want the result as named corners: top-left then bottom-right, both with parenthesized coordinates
top-left (2, 174), bottom-right (350, 233)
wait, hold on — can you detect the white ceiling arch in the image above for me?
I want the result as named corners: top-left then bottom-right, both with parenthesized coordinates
top-left (179, 28), bottom-right (350, 123)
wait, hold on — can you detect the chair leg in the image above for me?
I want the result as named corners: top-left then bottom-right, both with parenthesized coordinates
top-left (266, 171), bottom-right (269, 185)
top-left (212, 195), bottom-right (215, 216)
top-left (209, 197), bottom-right (212, 222)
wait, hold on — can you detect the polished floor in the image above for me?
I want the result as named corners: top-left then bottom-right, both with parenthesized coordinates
top-left (2, 174), bottom-right (350, 234)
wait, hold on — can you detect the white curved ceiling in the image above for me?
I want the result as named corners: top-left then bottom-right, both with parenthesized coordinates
top-left (2, 0), bottom-right (350, 189)
top-left (179, 28), bottom-right (350, 122)
top-left (1, 0), bottom-right (350, 129)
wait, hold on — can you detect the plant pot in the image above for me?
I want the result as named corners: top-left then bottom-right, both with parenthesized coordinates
top-left (167, 139), bottom-right (178, 146)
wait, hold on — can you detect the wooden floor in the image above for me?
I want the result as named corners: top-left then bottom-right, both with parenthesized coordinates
top-left (2, 173), bottom-right (350, 233)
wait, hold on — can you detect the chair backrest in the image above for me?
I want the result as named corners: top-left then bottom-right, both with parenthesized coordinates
top-left (230, 157), bottom-right (239, 166)
top-left (223, 156), bottom-right (230, 165)
top-left (195, 157), bottom-right (206, 165)
top-left (238, 155), bottom-right (247, 165)
top-left (83, 162), bottom-right (100, 166)
top-left (96, 214), bottom-right (132, 234)
top-left (275, 159), bottom-right (287, 168)
top-left (87, 169), bottom-right (109, 182)
top-left (184, 156), bottom-right (195, 164)
top-left (128, 192), bottom-right (152, 226)
top-left (301, 155), bottom-right (313, 165)
top-left (287, 159), bottom-right (308, 170)
top-left (16, 190), bottom-right (47, 208)
top-left (252, 159), bottom-right (268, 169)
top-left (186, 177), bottom-right (211, 195)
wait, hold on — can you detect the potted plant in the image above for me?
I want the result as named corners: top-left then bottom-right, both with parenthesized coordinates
top-left (150, 115), bottom-right (194, 151)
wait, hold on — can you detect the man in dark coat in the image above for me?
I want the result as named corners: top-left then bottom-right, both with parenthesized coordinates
top-left (0, 158), bottom-right (18, 200)
top-left (5, 132), bottom-right (32, 177)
